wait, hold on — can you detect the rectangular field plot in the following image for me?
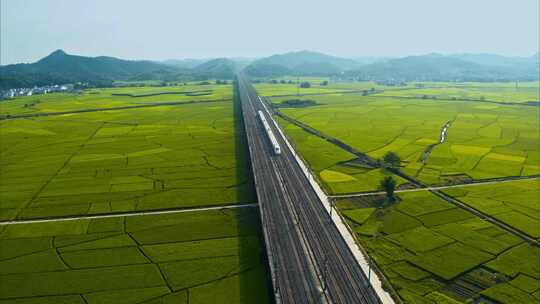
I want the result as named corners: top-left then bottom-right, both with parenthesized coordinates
top-left (0, 98), bottom-right (254, 220)
top-left (265, 89), bottom-right (539, 185)
top-left (254, 79), bottom-right (419, 97)
top-left (375, 82), bottom-right (540, 104)
top-left (253, 81), bottom-right (354, 97)
top-left (0, 208), bottom-right (269, 303)
top-left (0, 84), bottom-right (233, 117)
top-left (444, 179), bottom-right (540, 239)
top-left (337, 191), bottom-right (540, 303)
top-left (275, 117), bottom-right (407, 194)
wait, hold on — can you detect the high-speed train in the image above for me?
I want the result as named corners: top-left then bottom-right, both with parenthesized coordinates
top-left (257, 110), bottom-right (281, 155)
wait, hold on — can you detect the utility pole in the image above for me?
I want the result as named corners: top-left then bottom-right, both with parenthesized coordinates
top-left (274, 253), bottom-right (281, 302)
top-left (322, 255), bottom-right (329, 293)
top-left (368, 256), bottom-right (371, 282)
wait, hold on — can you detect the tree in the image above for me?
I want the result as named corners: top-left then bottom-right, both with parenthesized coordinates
top-left (300, 81), bottom-right (311, 88)
top-left (320, 80), bottom-right (329, 86)
top-left (380, 176), bottom-right (396, 200)
top-left (383, 151), bottom-right (401, 168)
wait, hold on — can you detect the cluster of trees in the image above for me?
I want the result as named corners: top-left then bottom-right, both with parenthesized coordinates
top-left (380, 176), bottom-right (397, 201)
top-left (382, 151), bottom-right (401, 168)
top-left (379, 151), bottom-right (401, 202)
top-left (266, 79), bottom-right (330, 88)
top-left (361, 88), bottom-right (376, 96)
top-left (299, 81), bottom-right (311, 88)
top-left (265, 79), bottom-right (329, 87)
top-left (276, 99), bottom-right (317, 108)
top-left (269, 79), bottom-right (294, 84)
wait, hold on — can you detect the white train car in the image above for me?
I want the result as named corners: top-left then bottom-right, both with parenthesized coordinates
top-left (257, 110), bottom-right (281, 155)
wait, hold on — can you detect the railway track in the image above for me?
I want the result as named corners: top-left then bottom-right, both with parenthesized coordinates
top-left (237, 75), bottom-right (381, 304)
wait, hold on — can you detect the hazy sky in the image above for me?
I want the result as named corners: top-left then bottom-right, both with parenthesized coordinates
top-left (1, 0), bottom-right (539, 64)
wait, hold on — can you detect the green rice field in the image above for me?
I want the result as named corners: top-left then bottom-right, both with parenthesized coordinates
top-left (0, 208), bottom-right (269, 304)
top-left (444, 179), bottom-right (540, 239)
top-left (0, 84), bottom-right (232, 117)
top-left (267, 81), bottom-right (540, 303)
top-left (0, 84), bottom-right (270, 303)
top-left (376, 82), bottom-right (540, 104)
top-left (253, 83), bottom-right (350, 97)
top-left (264, 85), bottom-right (539, 191)
top-left (253, 79), bottom-right (416, 97)
top-left (336, 191), bottom-right (540, 303)
top-left (0, 87), bottom-right (253, 221)
top-left (276, 116), bottom-right (407, 194)
top-left (2, 80), bottom-right (539, 303)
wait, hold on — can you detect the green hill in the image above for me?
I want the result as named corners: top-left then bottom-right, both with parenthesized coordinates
top-left (245, 50), bottom-right (360, 77)
top-left (346, 53), bottom-right (539, 82)
top-left (0, 50), bottom-right (179, 88)
top-left (192, 58), bottom-right (238, 79)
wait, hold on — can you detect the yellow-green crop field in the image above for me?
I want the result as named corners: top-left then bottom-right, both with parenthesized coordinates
top-left (337, 191), bottom-right (540, 304)
top-left (0, 84), bottom-right (271, 303)
top-left (254, 76), bottom-right (330, 84)
top-left (276, 116), bottom-right (408, 194)
top-left (264, 83), bottom-right (539, 191)
top-left (1, 80), bottom-right (539, 304)
top-left (0, 88), bottom-right (253, 221)
top-left (0, 84), bottom-right (232, 116)
top-left (254, 80), bottom-right (416, 97)
top-left (0, 208), bottom-right (269, 304)
top-left (253, 83), bottom-right (351, 97)
top-left (444, 179), bottom-right (540, 239)
top-left (377, 82), bottom-right (540, 104)
top-left (259, 81), bottom-right (540, 303)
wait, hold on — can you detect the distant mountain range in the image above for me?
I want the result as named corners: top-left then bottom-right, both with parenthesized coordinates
top-left (245, 50), bottom-right (363, 77)
top-left (191, 58), bottom-right (240, 79)
top-left (161, 58), bottom-right (211, 69)
top-left (450, 53), bottom-right (539, 67)
top-left (245, 51), bottom-right (539, 81)
top-left (344, 53), bottom-right (540, 82)
top-left (0, 50), bottom-right (240, 89)
top-left (1, 50), bottom-right (538, 89)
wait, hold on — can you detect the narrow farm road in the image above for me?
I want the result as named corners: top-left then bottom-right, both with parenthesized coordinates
top-left (0, 203), bottom-right (258, 226)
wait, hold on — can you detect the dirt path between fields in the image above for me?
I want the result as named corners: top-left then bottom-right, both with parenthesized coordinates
top-left (0, 203), bottom-right (257, 226)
